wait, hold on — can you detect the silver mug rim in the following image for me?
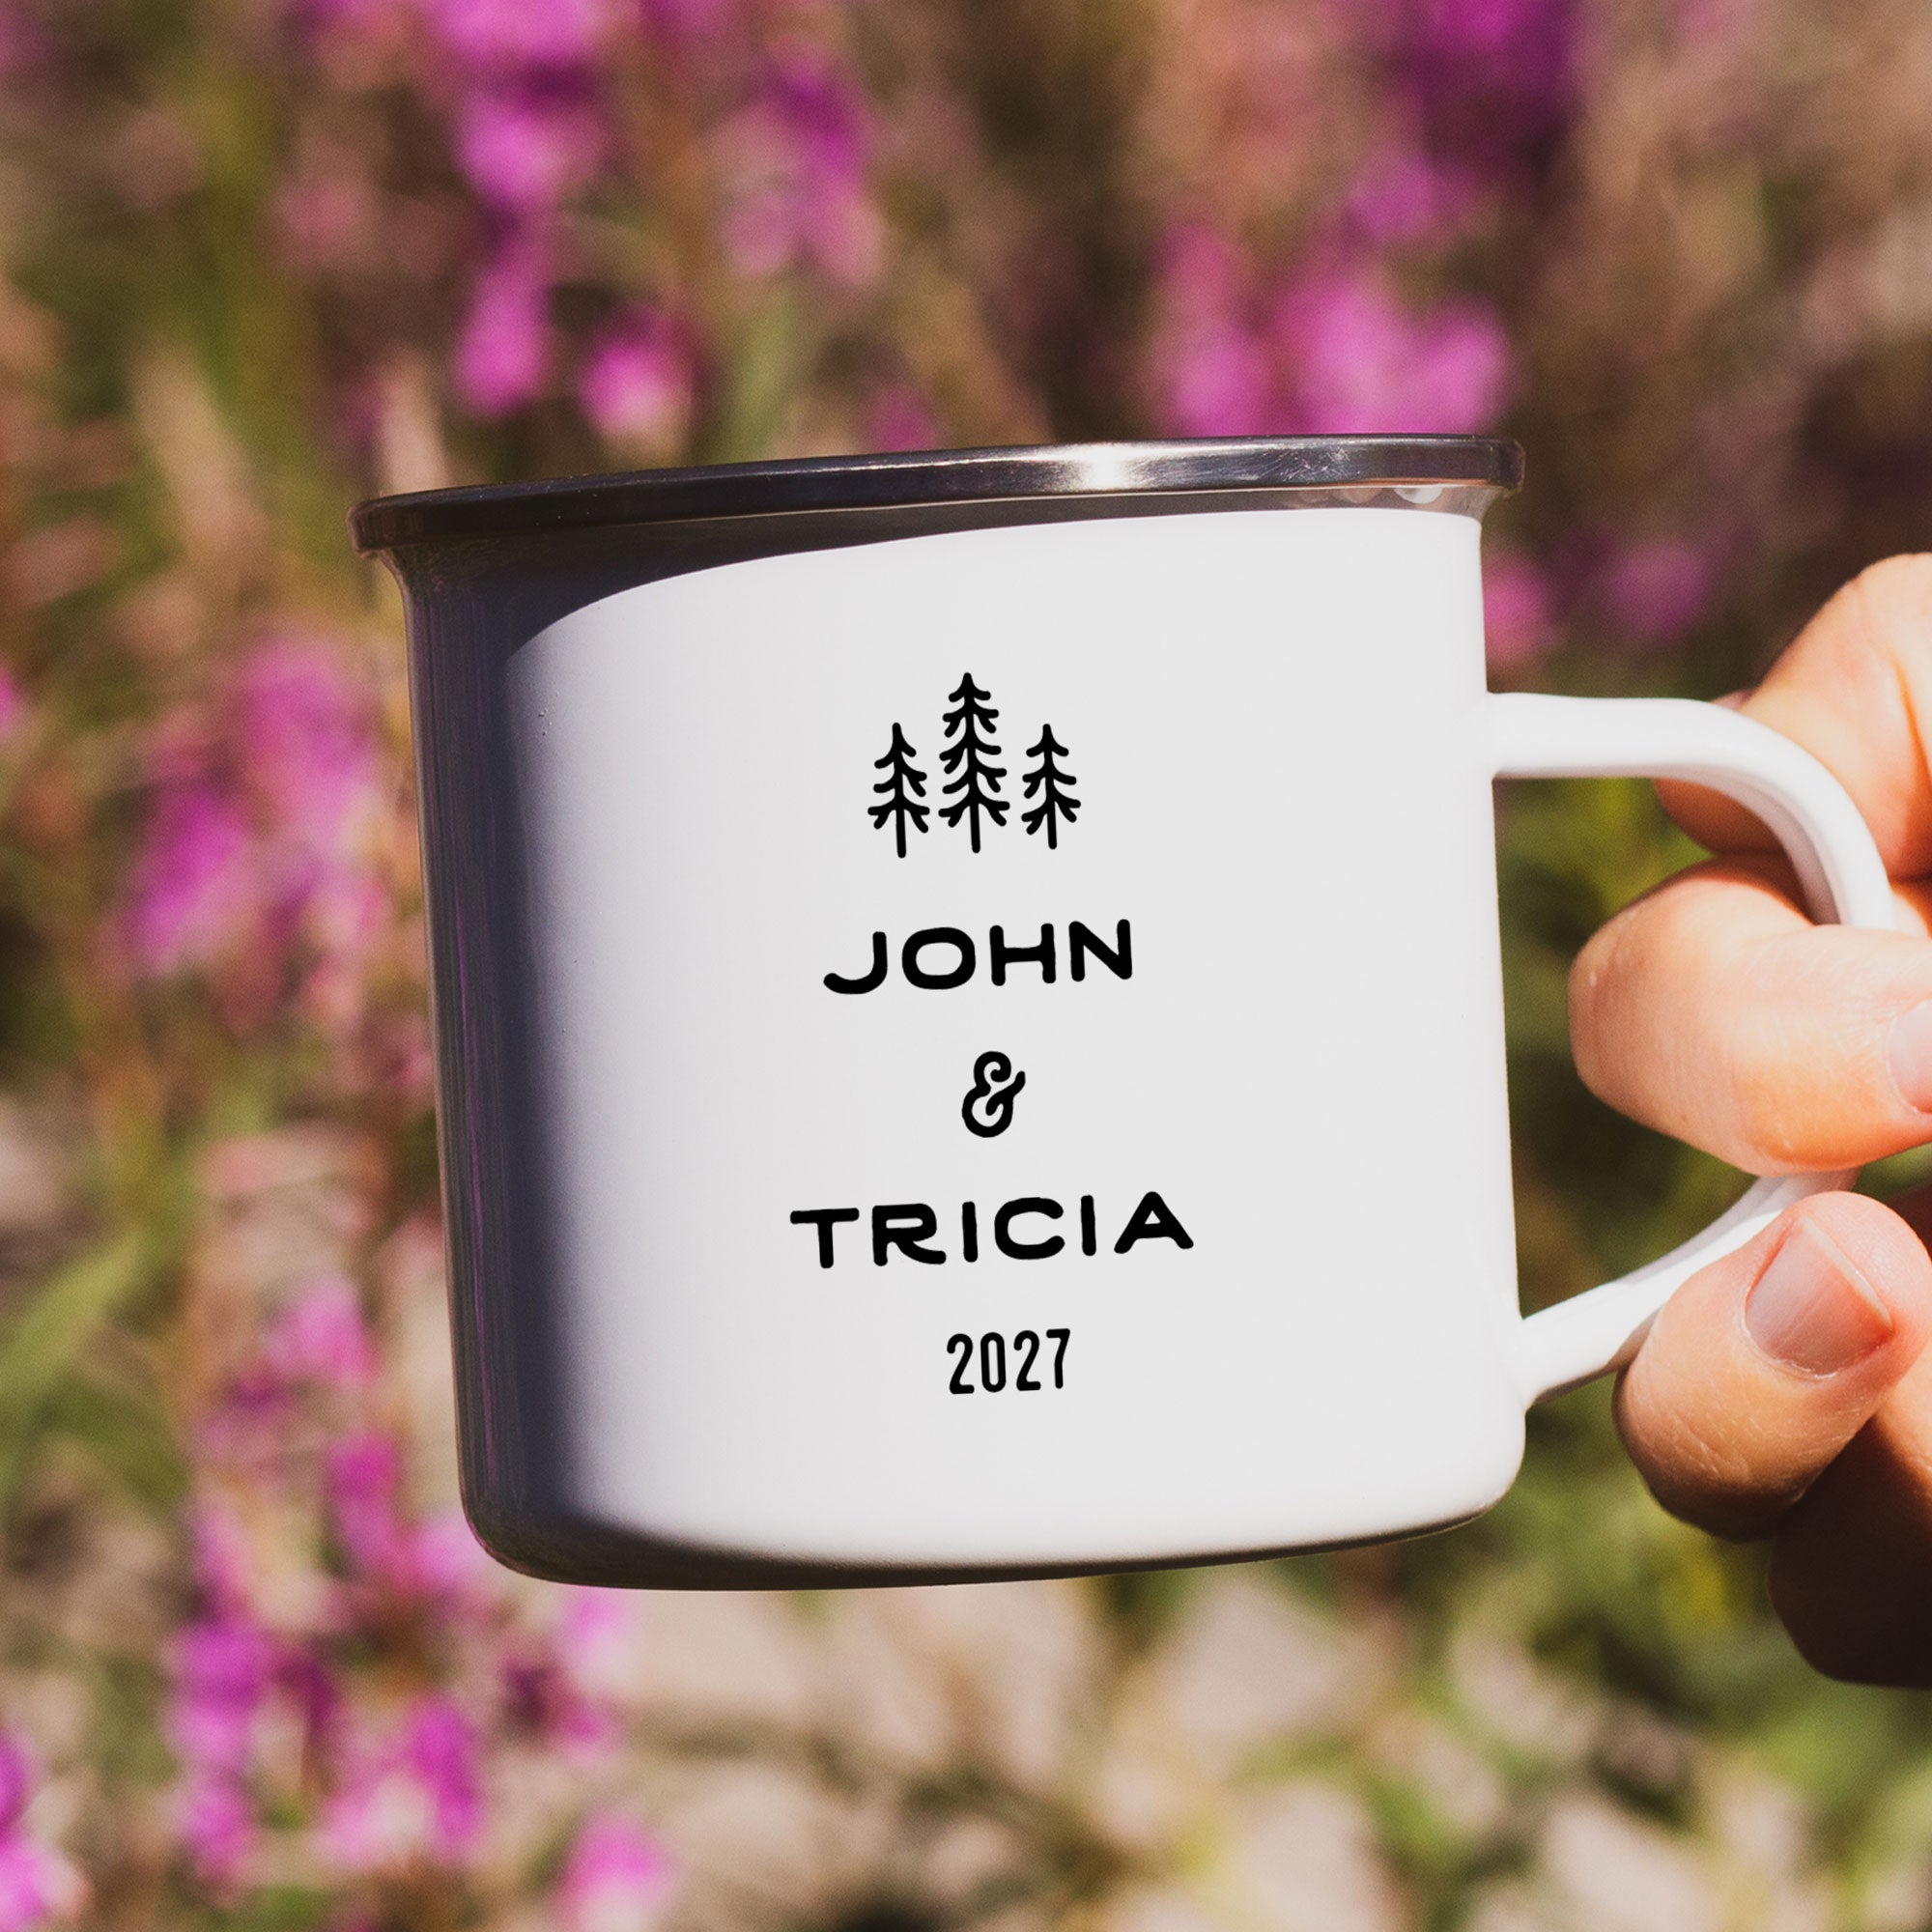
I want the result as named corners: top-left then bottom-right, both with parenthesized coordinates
top-left (349, 433), bottom-right (1523, 554)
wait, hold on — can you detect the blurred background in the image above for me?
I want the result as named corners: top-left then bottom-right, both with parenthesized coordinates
top-left (3, 0), bottom-right (1932, 1925)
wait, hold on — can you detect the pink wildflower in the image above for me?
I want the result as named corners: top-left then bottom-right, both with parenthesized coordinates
top-left (556, 1591), bottom-right (639, 1708)
top-left (298, 869), bottom-right (388, 986)
top-left (1347, 148), bottom-right (1478, 243)
top-left (407, 1511), bottom-right (490, 1600)
top-left (1358, 0), bottom-right (1576, 157)
top-left (456, 88), bottom-right (603, 213)
top-left (121, 782), bottom-right (258, 975)
top-left (722, 54), bottom-right (880, 282)
top-left (167, 1617), bottom-right (277, 1777)
top-left (0, 1838), bottom-right (80, 1932)
top-left (1274, 267), bottom-right (1511, 434)
top-left (579, 313), bottom-right (695, 450)
top-left (1417, 0), bottom-right (1573, 98)
top-left (1597, 537), bottom-right (1711, 644)
top-left (455, 243), bottom-right (553, 415)
top-left (865, 384), bottom-right (938, 452)
top-left (499, 1649), bottom-right (617, 1757)
top-left (120, 637), bottom-right (382, 986)
top-left (1150, 227), bottom-right (1274, 435)
top-left (327, 1432), bottom-right (406, 1578)
top-left (265, 1278), bottom-right (377, 1391)
top-left (319, 1698), bottom-right (483, 1873)
top-left (499, 1595), bottom-right (633, 1756)
top-left (405, 1700), bottom-right (482, 1856)
top-left (1157, 225), bottom-right (1246, 322)
top-left (187, 1507), bottom-right (254, 1617)
top-left (236, 639), bottom-right (378, 861)
top-left (0, 1737), bottom-right (83, 1929)
top-left (1161, 319), bottom-right (1273, 437)
top-left (326, 1433), bottom-right (482, 1603)
top-left (0, 667), bottom-right (24, 746)
top-left (559, 1813), bottom-right (674, 1932)
top-left (0, 1748), bottom-right (25, 1836)
top-left (0, 0), bottom-right (66, 79)
top-left (175, 1774), bottom-right (255, 1888)
top-left (429, 0), bottom-right (609, 69)
top-left (1483, 554), bottom-right (1556, 668)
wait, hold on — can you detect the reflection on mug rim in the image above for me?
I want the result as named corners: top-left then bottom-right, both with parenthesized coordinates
top-left (349, 433), bottom-right (1523, 554)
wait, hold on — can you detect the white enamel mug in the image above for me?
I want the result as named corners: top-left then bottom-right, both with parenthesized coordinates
top-left (352, 437), bottom-right (1891, 1587)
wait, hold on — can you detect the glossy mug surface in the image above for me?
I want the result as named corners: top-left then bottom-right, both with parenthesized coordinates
top-left (352, 439), bottom-right (1889, 1587)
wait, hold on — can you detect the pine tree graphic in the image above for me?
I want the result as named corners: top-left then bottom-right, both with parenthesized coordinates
top-left (868, 723), bottom-right (929, 858)
top-left (1021, 724), bottom-right (1080, 848)
top-left (938, 672), bottom-right (1009, 852)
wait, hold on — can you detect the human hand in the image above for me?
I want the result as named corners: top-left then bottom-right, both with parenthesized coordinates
top-left (1571, 554), bottom-right (1932, 1684)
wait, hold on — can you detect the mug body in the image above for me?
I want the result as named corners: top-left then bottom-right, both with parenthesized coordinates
top-left (356, 438), bottom-right (1531, 1586)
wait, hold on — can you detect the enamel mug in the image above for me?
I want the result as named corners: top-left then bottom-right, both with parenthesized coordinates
top-left (351, 437), bottom-right (1891, 1587)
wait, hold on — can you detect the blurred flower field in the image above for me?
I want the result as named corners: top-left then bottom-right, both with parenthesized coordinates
top-left (6, 0), bottom-right (1932, 1925)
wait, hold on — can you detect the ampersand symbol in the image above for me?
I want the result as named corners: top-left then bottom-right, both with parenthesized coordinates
top-left (962, 1050), bottom-right (1026, 1138)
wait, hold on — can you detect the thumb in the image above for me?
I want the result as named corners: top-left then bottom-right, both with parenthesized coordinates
top-left (1615, 1194), bottom-right (1932, 1539)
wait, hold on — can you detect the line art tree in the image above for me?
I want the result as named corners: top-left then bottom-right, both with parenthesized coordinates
top-left (938, 672), bottom-right (1009, 852)
top-left (1021, 724), bottom-right (1080, 848)
top-left (868, 723), bottom-right (929, 857)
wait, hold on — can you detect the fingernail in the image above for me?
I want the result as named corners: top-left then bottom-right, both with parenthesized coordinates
top-left (1887, 1002), bottom-right (1932, 1114)
top-left (1745, 1220), bottom-right (1894, 1377)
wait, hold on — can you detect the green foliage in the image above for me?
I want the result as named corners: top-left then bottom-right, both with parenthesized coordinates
top-left (0, 1229), bottom-right (165, 1515)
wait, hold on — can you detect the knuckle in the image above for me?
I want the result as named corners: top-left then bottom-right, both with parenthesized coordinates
top-left (1846, 553), bottom-right (1932, 646)
top-left (1829, 554), bottom-right (1932, 701)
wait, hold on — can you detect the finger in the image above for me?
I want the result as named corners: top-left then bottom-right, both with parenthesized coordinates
top-left (1765, 1353), bottom-right (1932, 1686)
top-left (1657, 554), bottom-right (1932, 874)
top-left (1767, 1191), bottom-right (1932, 1686)
top-left (1571, 859), bottom-right (1932, 1172)
top-left (1615, 1193), bottom-right (1932, 1542)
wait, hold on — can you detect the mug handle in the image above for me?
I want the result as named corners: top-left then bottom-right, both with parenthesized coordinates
top-left (1487, 691), bottom-right (1899, 1405)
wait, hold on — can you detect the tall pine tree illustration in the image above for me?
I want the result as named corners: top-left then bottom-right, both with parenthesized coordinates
top-left (1021, 724), bottom-right (1080, 848)
top-left (938, 672), bottom-right (1009, 852)
top-left (868, 723), bottom-right (929, 858)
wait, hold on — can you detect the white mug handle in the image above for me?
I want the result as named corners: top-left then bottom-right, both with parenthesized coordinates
top-left (1487, 692), bottom-right (1899, 1404)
